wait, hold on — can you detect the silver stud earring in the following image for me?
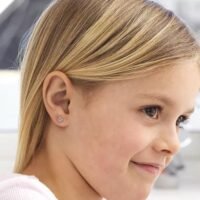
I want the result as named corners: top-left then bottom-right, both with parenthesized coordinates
top-left (56, 115), bottom-right (64, 123)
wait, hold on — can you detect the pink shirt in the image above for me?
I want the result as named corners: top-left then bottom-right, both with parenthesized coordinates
top-left (0, 174), bottom-right (58, 200)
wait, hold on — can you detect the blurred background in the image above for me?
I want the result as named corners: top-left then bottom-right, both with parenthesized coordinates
top-left (0, 0), bottom-right (200, 199)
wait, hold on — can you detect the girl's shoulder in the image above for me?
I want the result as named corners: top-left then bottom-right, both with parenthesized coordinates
top-left (0, 173), bottom-right (58, 200)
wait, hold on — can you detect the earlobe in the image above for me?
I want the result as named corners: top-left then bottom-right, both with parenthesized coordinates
top-left (42, 71), bottom-right (73, 127)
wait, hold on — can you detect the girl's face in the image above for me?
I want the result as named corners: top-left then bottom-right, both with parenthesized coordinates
top-left (65, 60), bottom-right (200, 200)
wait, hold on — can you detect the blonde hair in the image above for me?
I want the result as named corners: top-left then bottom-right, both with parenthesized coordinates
top-left (15, 0), bottom-right (200, 172)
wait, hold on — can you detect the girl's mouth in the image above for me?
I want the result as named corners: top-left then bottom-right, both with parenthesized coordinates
top-left (130, 161), bottom-right (163, 176)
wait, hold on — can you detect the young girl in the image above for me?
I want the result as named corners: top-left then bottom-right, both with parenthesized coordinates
top-left (1, 0), bottom-right (200, 200)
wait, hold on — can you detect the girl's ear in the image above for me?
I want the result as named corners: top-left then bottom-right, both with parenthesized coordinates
top-left (42, 71), bottom-right (73, 128)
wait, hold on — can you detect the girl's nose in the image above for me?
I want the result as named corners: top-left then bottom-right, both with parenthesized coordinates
top-left (153, 126), bottom-right (181, 155)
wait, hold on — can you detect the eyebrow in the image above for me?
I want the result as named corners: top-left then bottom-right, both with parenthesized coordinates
top-left (137, 93), bottom-right (195, 114)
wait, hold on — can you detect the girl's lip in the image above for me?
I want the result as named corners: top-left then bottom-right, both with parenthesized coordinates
top-left (131, 161), bottom-right (164, 175)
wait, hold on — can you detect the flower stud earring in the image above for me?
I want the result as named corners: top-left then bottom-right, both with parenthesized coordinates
top-left (56, 115), bottom-right (64, 123)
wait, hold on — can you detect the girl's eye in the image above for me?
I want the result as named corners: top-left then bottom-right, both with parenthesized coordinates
top-left (142, 106), bottom-right (161, 119)
top-left (176, 115), bottom-right (189, 128)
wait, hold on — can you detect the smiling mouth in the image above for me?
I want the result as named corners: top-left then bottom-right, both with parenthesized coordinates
top-left (130, 161), bottom-right (163, 176)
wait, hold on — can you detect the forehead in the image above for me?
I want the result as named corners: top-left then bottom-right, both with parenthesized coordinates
top-left (134, 60), bottom-right (200, 91)
top-left (122, 60), bottom-right (200, 108)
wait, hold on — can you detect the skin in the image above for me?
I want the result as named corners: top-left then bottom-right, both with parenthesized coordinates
top-left (23, 59), bottom-right (200, 200)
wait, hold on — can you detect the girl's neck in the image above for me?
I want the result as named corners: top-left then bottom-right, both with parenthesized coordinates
top-left (22, 144), bottom-right (102, 200)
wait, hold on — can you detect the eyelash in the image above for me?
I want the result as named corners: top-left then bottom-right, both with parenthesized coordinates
top-left (141, 105), bottom-right (189, 129)
top-left (176, 115), bottom-right (189, 129)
